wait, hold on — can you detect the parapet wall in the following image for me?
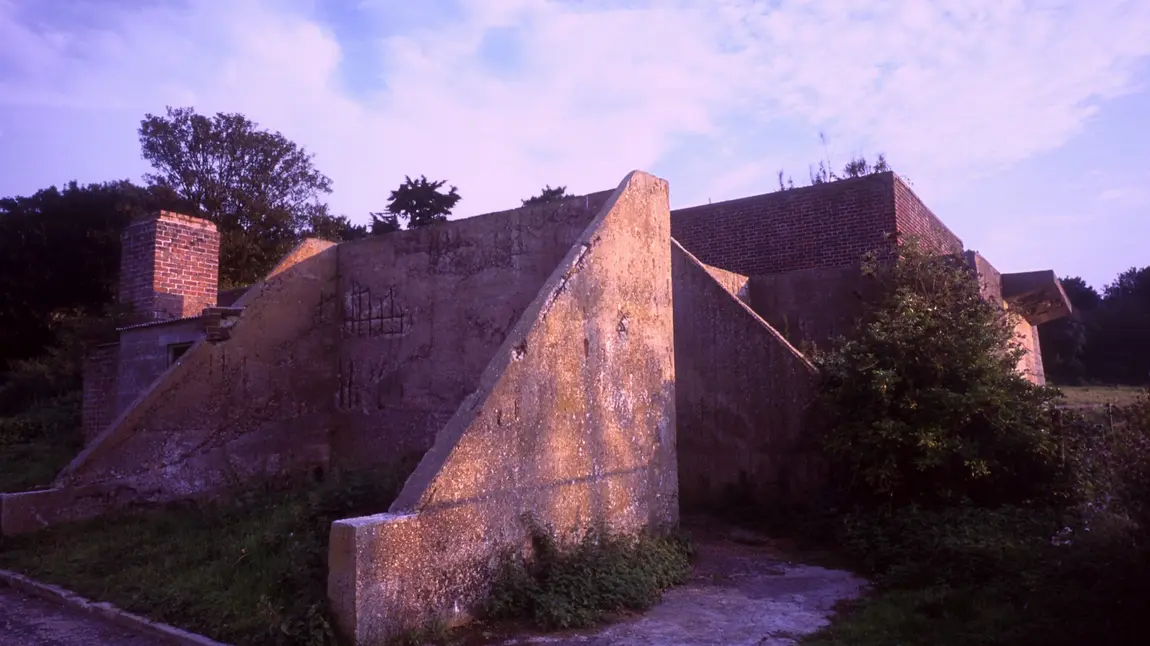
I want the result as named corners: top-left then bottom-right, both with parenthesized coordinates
top-left (330, 192), bottom-right (611, 469)
top-left (328, 171), bottom-right (677, 643)
top-left (672, 242), bottom-right (822, 509)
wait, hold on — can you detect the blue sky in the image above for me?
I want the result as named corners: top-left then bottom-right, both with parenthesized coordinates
top-left (1, 0), bottom-right (1148, 291)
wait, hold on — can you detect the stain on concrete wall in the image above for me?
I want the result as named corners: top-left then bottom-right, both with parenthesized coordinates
top-left (672, 242), bottom-right (822, 510)
top-left (328, 171), bottom-right (677, 644)
top-left (331, 193), bottom-right (611, 469)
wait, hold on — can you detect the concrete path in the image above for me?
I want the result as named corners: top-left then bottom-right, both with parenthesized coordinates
top-left (0, 585), bottom-right (168, 646)
top-left (480, 522), bottom-right (868, 646)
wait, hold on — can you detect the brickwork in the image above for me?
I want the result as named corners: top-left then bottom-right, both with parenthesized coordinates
top-left (119, 212), bottom-right (219, 322)
top-left (671, 172), bottom-right (964, 276)
top-left (81, 344), bottom-right (119, 444)
top-left (671, 173), bottom-right (899, 276)
top-left (893, 176), bottom-right (963, 254)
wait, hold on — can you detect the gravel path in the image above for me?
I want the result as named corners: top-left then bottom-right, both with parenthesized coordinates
top-left (0, 585), bottom-right (169, 646)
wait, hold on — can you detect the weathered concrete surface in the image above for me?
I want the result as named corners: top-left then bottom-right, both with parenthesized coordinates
top-left (331, 192), bottom-right (611, 469)
top-left (746, 266), bottom-right (878, 353)
top-left (672, 243), bottom-right (823, 510)
top-left (0, 585), bottom-right (168, 646)
top-left (329, 171), bottom-right (677, 644)
top-left (485, 521), bottom-right (867, 646)
top-left (0, 239), bottom-right (342, 535)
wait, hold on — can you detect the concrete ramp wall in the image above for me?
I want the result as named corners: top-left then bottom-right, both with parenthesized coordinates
top-left (1, 239), bottom-right (340, 536)
top-left (327, 171), bottom-right (677, 643)
top-left (672, 241), bottom-right (823, 510)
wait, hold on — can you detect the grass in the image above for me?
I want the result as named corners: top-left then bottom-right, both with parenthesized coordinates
top-left (798, 505), bottom-right (1150, 646)
top-left (0, 464), bottom-right (415, 646)
top-left (0, 392), bottom-right (84, 493)
top-left (1057, 385), bottom-right (1147, 408)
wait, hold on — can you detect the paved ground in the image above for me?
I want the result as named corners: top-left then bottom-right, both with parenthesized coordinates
top-left (0, 585), bottom-right (168, 646)
top-left (476, 522), bottom-right (868, 646)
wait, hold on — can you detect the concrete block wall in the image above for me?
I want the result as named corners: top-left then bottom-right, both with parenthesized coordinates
top-left (119, 211), bottom-right (219, 322)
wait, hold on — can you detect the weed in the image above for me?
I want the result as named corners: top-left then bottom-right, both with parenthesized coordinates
top-left (482, 516), bottom-right (694, 631)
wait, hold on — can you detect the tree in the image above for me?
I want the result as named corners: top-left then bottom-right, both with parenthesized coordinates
top-left (368, 212), bottom-right (400, 235)
top-left (1091, 267), bottom-right (1150, 384)
top-left (1039, 277), bottom-right (1101, 385)
top-left (522, 185), bottom-right (572, 205)
top-left (303, 206), bottom-right (367, 242)
top-left (384, 175), bottom-right (461, 229)
top-left (0, 181), bottom-right (178, 372)
top-left (815, 238), bottom-right (1062, 507)
top-left (138, 106), bottom-right (334, 286)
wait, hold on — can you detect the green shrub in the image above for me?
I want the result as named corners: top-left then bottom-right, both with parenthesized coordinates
top-left (0, 391), bottom-right (83, 492)
top-left (814, 238), bottom-right (1062, 508)
top-left (482, 516), bottom-right (694, 630)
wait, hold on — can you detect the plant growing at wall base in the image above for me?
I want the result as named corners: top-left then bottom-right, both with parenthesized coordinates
top-left (482, 515), bottom-right (694, 630)
top-left (813, 237), bottom-right (1063, 508)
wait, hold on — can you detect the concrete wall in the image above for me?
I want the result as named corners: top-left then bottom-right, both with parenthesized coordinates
top-left (328, 171), bottom-right (677, 644)
top-left (81, 343), bottom-right (119, 443)
top-left (672, 242), bottom-right (821, 510)
top-left (330, 192), bottom-right (611, 469)
top-left (746, 266), bottom-right (879, 352)
top-left (113, 319), bottom-right (204, 417)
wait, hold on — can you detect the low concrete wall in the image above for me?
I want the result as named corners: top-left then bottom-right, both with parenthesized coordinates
top-left (672, 242), bottom-right (822, 510)
top-left (328, 171), bottom-right (678, 644)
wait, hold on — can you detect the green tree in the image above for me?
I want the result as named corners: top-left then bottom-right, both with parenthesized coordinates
top-left (522, 185), bottom-right (572, 205)
top-left (1091, 267), bottom-right (1150, 384)
top-left (0, 180), bottom-right (177, 372)
top-left (384, 175), bottom-right (461, 229)
top-left (815, 238), bottom-right (1062, 507)
top-left (138, 106), bottom-right (336, 286)
top-left (1038, 276), bottom-right (1101, 385)
top-left (368, 212), bottom-right (400, 235)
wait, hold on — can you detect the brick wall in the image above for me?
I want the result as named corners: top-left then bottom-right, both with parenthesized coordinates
top-left (670, 172), bottom-right (965, 276)
top-left (81, 343), bottom-right (119, 444)
top-left (893, 176), bottom-right (963, 254)
top-left (119, 211), bottom-right (219, 322)
top-left (671, 173), bottom-right (899, 275)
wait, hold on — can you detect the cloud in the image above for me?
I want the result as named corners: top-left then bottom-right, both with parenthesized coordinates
top-left (1, 0), bottom-right (1149, 220)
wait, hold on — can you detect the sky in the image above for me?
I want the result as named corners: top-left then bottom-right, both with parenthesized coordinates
top-left (1, 0), bottom-right (1148, 291)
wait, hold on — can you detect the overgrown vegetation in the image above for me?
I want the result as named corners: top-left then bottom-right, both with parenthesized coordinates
top-left (0, 392), bottom-right (83, 492)
top-left (0, 465), bottom-right (415, 645)
top-left (789, 238), bottom-right (1150, 645)
top-left (482, 516), bottom-right (694, 631)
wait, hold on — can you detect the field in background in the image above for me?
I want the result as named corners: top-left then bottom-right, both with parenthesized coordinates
top-left (1057, 385), bottom-right (1147, 408)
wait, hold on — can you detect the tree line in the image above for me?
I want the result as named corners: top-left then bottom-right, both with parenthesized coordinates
top-left (0, 106), bottom-right (571, 408)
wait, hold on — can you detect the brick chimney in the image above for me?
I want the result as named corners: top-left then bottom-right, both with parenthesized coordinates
top-left (119, 211), bottom-right (219, 323)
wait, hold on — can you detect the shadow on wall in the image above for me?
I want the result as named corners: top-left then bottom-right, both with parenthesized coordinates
top-left (327, 170), bottom-right (679, 644)
top-left (672, 242), bottom-right (824, 511)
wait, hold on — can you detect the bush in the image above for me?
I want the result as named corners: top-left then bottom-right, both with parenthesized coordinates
top-left (0, 391), bottom-right (83, 492)
top-left (483, 516), bottom-right (694, 630)
top-left (813, 238), bottom-right (1062, 508)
